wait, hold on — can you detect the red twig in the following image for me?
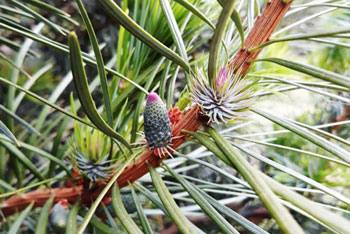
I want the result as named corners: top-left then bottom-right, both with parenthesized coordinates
top-left (229, 0), bottom-right (291, 74)
top-left (1, 105), bottom-right (202, 217)
top-left (1, 0), bottom-right (292, 219)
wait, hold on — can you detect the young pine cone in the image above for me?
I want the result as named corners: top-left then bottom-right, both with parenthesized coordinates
top-left (143, 92), bottom-right (172, 150)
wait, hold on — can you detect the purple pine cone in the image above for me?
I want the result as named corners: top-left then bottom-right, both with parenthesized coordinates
top-left (144, 92), bottom-right (172, 148)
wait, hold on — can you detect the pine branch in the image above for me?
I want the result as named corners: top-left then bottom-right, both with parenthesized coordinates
top-left (0, 0), bottom-right (292, 218)
top-left (229, 0), bottom-right (292, 74)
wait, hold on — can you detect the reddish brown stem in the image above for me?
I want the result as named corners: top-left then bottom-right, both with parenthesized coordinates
top-left (1, 0), bottom-right (291, 219)
top-left (229, 0), bottom-right (292, 74)
top-left (1, 105), bottom-right (202, 217)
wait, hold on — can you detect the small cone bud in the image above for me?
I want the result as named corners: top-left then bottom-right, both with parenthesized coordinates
top-left (49, 201), bottom-right (69, 232)
top-left (144, 92), bottom-right (172, 148)
top-left (191, 67), bottom-right (254, 124)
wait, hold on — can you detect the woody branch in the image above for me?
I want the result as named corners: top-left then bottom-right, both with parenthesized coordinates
top-left (0, 0), bottom-right (292, 218)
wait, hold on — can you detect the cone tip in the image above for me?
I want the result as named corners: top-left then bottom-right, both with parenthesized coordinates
top-left (147, 92), bottom-right (160, 102)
